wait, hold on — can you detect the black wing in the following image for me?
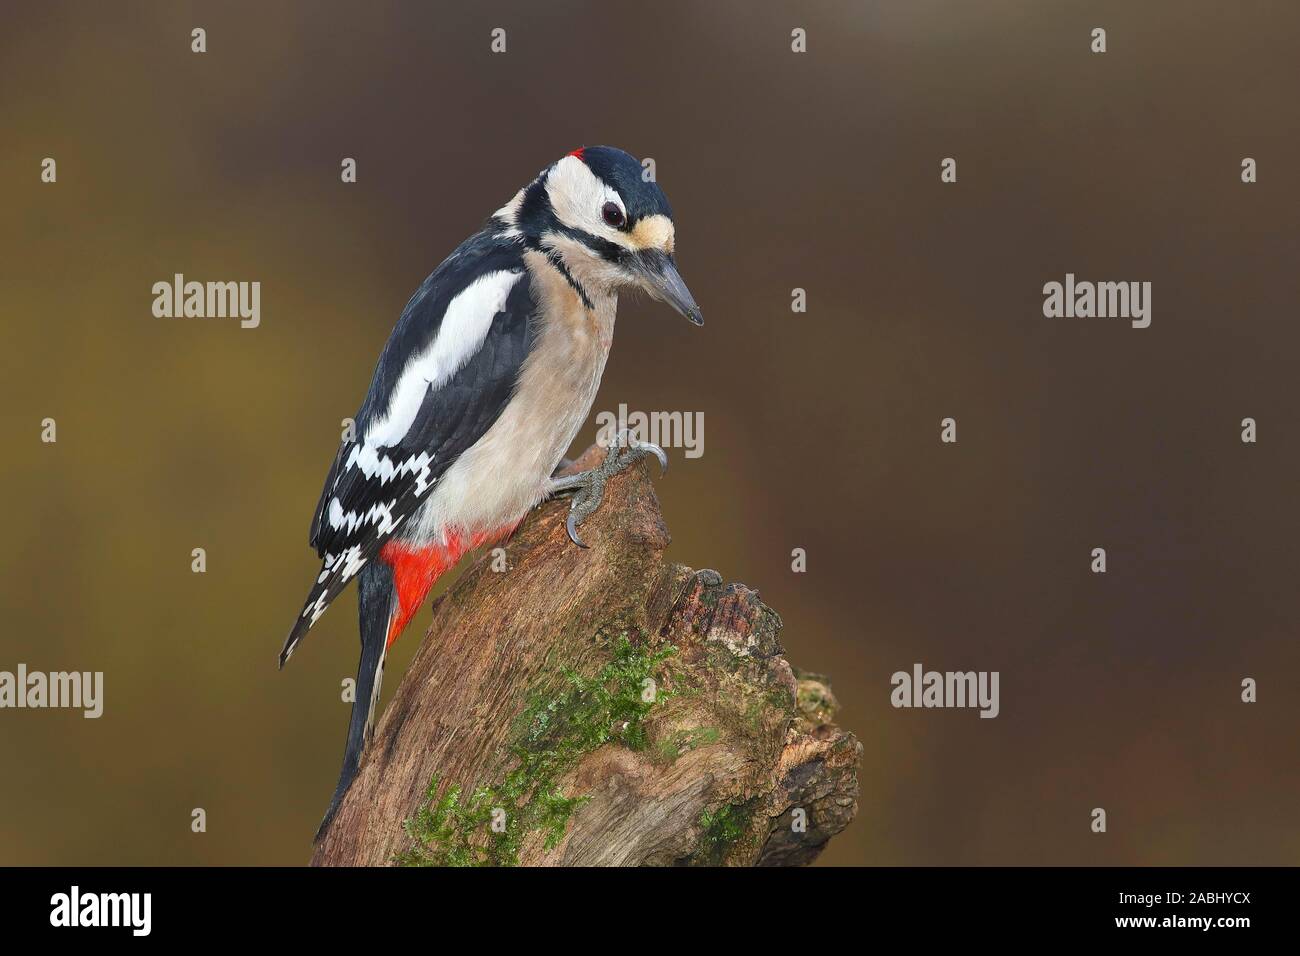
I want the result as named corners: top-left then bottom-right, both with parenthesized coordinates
top-left (280, 232), bottom-right (536, 666)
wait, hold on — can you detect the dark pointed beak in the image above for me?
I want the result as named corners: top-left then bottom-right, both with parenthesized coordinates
top-left (635, 250), bottom-right (703, 326)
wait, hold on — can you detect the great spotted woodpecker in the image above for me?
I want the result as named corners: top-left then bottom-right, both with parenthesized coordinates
top-left (278, 146), bottom-right (702, 836)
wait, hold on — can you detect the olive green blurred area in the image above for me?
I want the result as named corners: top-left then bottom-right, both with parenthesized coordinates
top-left (2, 0), bottom-right (1298, 866)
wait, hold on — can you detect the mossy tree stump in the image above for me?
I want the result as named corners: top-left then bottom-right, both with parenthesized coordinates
top-left (311, 446), bottom-right (860, 866)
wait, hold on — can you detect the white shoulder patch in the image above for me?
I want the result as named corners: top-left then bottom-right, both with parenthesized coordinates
top-left (365, 269), bottom-right (523, 449)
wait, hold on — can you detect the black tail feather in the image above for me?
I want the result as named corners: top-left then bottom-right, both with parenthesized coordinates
top-left (280, 560), bottom-right (357, 669)
top-left (314, 560), bottom-right (394, 843)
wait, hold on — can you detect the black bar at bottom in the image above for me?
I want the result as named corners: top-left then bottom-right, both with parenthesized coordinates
top-left (0, 866), bottom-right (1283, 941)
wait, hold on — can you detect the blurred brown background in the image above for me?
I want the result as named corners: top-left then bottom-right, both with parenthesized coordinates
top-left (2, 0), bottom-right (1297, 866)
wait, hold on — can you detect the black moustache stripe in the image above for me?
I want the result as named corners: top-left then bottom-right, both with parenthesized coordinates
top-left (528, 237), bottom-right (595, 311)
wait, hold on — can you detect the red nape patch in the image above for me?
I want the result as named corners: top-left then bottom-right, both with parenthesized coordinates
top-left (378, 524), bottom-right (518, 648)
top-left (567, 147), bottom-right (586, 162)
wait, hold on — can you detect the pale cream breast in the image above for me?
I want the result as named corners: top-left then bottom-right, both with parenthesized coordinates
top-left (405, 252), bottom-right (616, 546)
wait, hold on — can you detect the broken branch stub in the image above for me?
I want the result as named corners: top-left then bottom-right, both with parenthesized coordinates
top-left (311, 445), bottom-right (860, 866)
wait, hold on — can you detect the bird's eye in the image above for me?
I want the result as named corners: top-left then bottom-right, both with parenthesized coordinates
top-left (601, 201), bottom-right (626, 228)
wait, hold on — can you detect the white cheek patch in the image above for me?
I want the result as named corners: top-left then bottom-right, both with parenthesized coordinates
top-left (546, 156), bottom-right (626, 243)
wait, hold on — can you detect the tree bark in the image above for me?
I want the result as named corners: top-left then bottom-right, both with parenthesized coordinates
top-left (311, 445), bottom-right (861, 866)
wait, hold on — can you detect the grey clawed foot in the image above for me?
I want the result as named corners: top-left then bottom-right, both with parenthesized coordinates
top-left (549, 431), bottom-right (667, 549)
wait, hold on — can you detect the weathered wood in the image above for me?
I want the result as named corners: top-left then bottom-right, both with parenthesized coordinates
top-left (311, 445), bottom-right (860, 866)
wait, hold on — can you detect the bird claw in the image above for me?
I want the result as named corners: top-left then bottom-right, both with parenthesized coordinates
top-left (606, 429), bottom-right (667, 477)
top-left (643, 440), bottom-right (669, 477)
top-left (559, 431), bottom-right (667, 549)
top-left (566, 509), bottom-right (589, 549)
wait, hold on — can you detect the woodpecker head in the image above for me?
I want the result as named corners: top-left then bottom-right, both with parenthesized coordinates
top-left (493, 146), bottom-right (703, 326)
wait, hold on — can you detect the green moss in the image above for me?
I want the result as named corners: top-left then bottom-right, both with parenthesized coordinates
top-left (696, 800), bottom-right (757, 864)
top-left (653, 725), bottom-right (721, 764)
top-left (396, 635), bottom-right (675, 866)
